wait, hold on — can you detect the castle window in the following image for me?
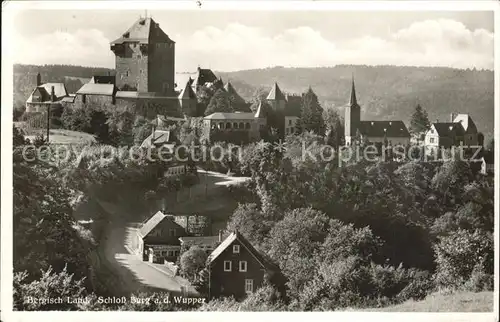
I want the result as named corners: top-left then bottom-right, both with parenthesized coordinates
top-left (245, 123), bottom-right (251, 129)
top-left (226, 122), bottom-right (231, 129)
top-left (233, 122), bottom-right (238, 129)
top-left (239, 122), bottom-right (244, 129)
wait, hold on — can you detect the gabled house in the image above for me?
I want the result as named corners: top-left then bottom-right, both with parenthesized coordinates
top-left (204, 231), bottom-right (283, 300)
top-left (136, 211), bottom-right (188, 262)
top-left (424, 122), bottom-right (465, 156)
top-left (25, 73), bottom-right (72, 113)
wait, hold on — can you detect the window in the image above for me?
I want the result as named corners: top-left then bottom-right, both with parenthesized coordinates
top-left (289, 119), bottom-right (292, 126)
top-left (245, 279), bottom-right (254, 294)
top-left (82, 94), bottom-right (86, 104)
top-left (126, 71), bottom-right (129, 77)
top-left (226, 122), bottom-right (231, 129)
top-left (169, 229), bottom-right (176, 237)
top-left (239, 122), bottom-right (244, 129)
top-left (245, 123), bottom-right (251, 129)
top-left (239, 261), bottom-right (247, 272)
top-left (233, 122), bottom-right (238, 129)
top-left (233, 245), bottom-right (240, 253)
top-left (167, 250), bottom-right (173, 257)
top-left (430, 138), bottom-right (435, 143)
top-left (224, 260), bottom-right (232, 272)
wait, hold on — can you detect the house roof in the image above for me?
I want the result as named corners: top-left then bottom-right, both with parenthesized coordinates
top-left (140, 130), bottom-right (175, 148)
top-left (77, 83), bottom-right (115, 96)
top-left (110, 17), bottom-right (174, 45)
top-left (254, 101), bottom-right (268, 118)
top-left (349, 76), bottom-right (359, 107)
top-left (453, 114), bottom-right (477, 134)
top-left (204, 112), bottom-right (256, 120)
top-left (115, 91), bottom-right (178, 99)
top-left (358, 120), bottom-right (410, 138)
top-left (26, 83), bottom-right (69, 103)
top-left (224, 81), bottom-right (246, 104)
top-left (90, 75), bottom-right (115, 84)
top-left (193, 67), bottom-right (218, 87)
top-left (138, 211), bottom-right (167, 238)
top-left (266, 82), bottom-right (286, 101)
top-left (175, 73), bottom-right (195, 91)
top-left (431, 122), bottom-right (465, 137)
top-left (208, 231), bottom-right (275, 270)
top-left (178, 80), bottom-right (197, 99)
top-left (178, 236), bottom-right (220, 245)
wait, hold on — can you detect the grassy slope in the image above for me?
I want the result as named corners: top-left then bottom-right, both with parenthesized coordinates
top-left (360, 292), bottom-right (493, 312)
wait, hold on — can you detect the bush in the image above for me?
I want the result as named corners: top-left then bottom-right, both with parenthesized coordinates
top-left (14, 266), bottom-right (87, 311)
top-left (433, 229), bottom-right (493, 290)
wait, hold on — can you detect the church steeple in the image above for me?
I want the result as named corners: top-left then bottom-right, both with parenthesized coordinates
top-left (349, 74), bottom-right (358, 107)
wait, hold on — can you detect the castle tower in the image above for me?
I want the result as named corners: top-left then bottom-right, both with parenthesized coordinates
top-left (110, 17), bottom-right (175, 94)
top-left (266, 82), bottom-right (287, 111)
top-left (344, 75), bottom-right (361, 145)
top-left (178, 80), bottom-right (197, 116)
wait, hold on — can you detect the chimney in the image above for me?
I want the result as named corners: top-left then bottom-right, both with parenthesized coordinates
top-left (218, 230), bottom-right (223, 242)
top-left (36, 72), bottom-right (41, 86)
top-left (50, 86), bottom-right (56, 102)
top-left (450, 113), bottom-right (456, 122)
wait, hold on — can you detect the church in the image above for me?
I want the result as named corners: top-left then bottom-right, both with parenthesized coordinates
top-left (344, 77), bottom-right (410, 146)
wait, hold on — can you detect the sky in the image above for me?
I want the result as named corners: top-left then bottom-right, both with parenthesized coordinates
top-left (11, 9), bottom-right (495, 72)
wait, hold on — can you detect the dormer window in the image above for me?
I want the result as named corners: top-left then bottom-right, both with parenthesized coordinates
top-left (123, 32), bottom-right (130, 38)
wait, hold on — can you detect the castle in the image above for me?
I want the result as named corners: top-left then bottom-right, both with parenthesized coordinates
top-left (25, 16), bottom-right (303, 144)
top-left (26, 16), bottom-right (480, 150)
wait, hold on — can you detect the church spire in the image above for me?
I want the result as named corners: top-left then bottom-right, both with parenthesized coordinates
top-left (349, 74), bottom-right (358, 107)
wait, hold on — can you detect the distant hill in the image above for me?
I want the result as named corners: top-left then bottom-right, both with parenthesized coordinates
top-left (218, 65), bottom-right (494, 141)
top-left (13, 64), bottom-right (494, 141)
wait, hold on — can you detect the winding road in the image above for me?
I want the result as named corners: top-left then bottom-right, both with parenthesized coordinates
top-left (95, 170), bottom-right (250, 296)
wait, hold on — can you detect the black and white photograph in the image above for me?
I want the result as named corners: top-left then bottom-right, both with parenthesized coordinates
top-left (1, 1), bottom-right (498, 319)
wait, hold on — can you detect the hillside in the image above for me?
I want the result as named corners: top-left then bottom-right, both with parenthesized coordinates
top-left (13, 64), bottom-right (494, 140)
top-left (218, 65), bottom-right (494, 140)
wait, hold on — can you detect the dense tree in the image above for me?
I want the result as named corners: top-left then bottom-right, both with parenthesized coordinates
top-left (204, 89), bottom-right (233, 115)
top-left (322, 105), bottom-right (344, 147)
top-left (267, 208), bottom-right (330, 297)
top-left (298, 87), bottom-right (325, 135)
top-left (226, 203), bottom-right (273, 247)
top-left (409, 104), bottom-right (430, 135)
top-left (179, 246), bottom-right (208, 281)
